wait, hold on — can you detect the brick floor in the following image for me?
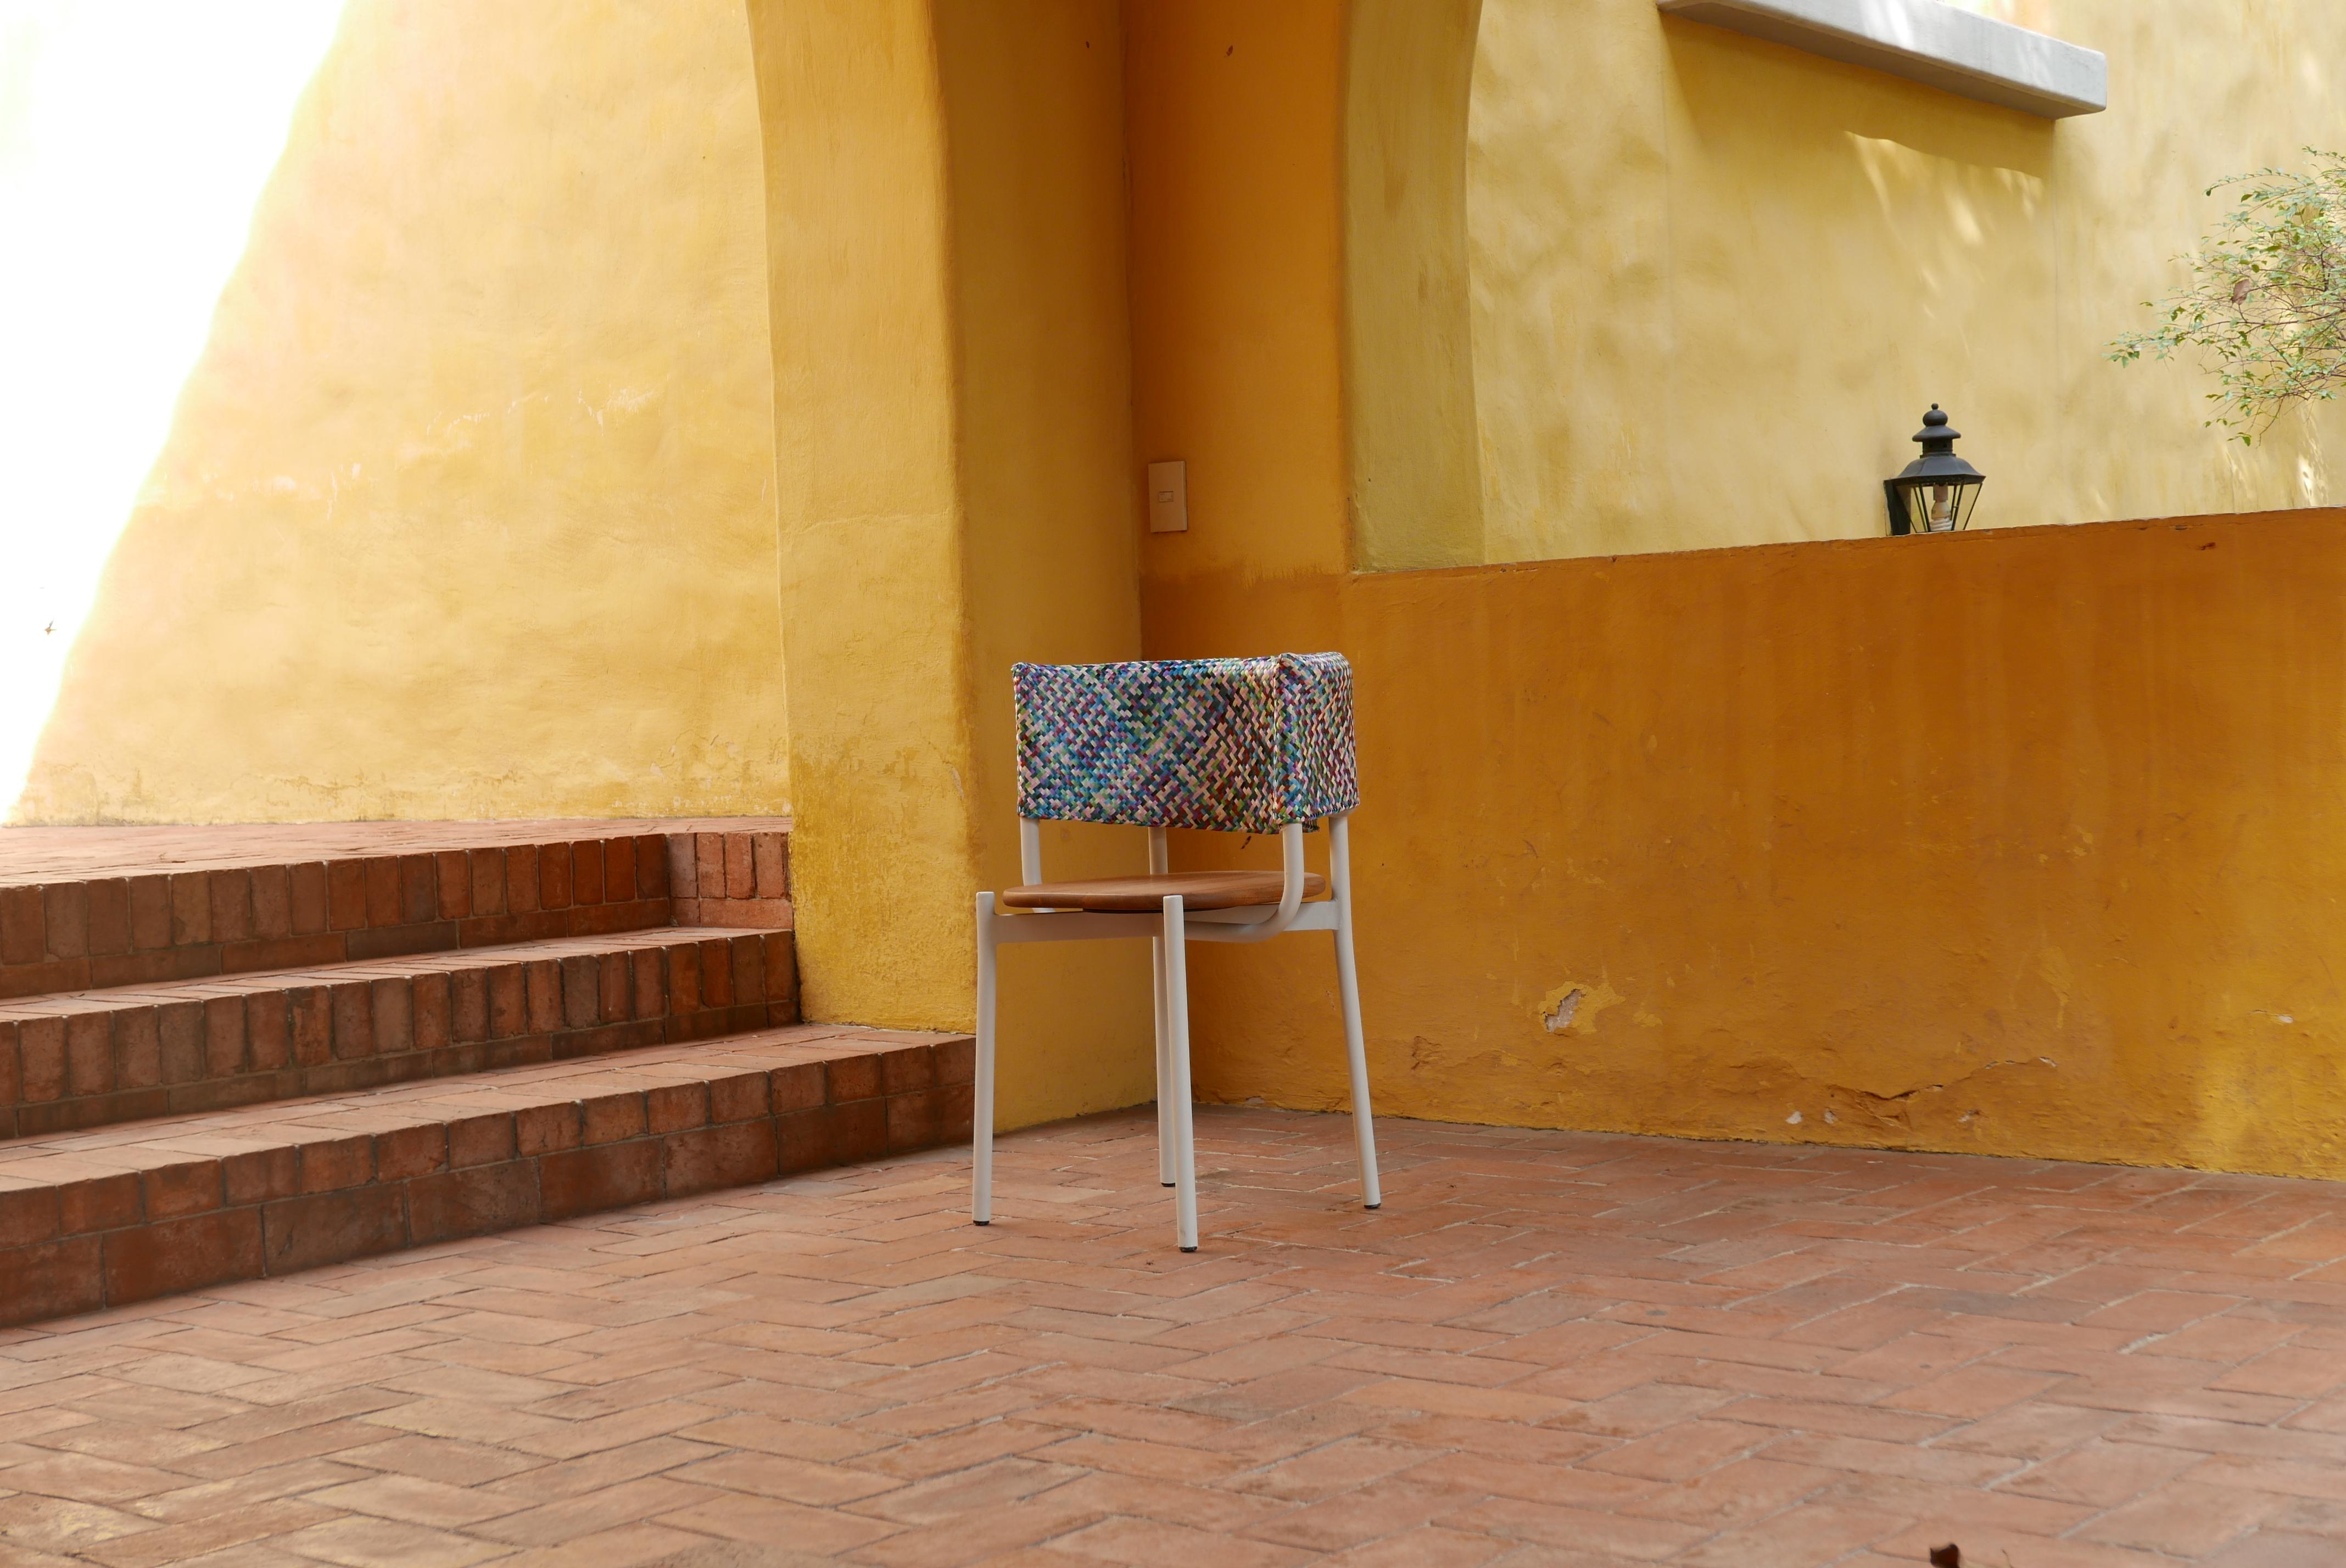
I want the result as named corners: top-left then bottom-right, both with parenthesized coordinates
top-left (1, 1107), bottom-right (2342, 1565)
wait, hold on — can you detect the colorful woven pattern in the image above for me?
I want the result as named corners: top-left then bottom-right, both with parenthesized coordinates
top-left (1014, 653), bottom-right (1359, 832)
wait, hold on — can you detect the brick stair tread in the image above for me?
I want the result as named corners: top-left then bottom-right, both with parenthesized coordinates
top-left (0, 1024), bottom-right (976, 1326)
top-left (0, 818), bottom-right (792, 884)
top-left (0, 923), bottom-right (773, 1018)
top-left (0, 820), bottom-right (795, 1003)
top-left (1, 925), bottom-right (802, 1141)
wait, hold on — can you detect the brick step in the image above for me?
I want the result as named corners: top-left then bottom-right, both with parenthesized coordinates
top-left (0, 1024), bottom-right (974, 1326)
top-left (0, 926), bottom-right (799, 1140)
top-left (0, 817), bottom-right (794, 1001)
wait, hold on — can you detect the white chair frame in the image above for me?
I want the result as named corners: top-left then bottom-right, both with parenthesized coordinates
top-left (971, 815), bottom-right (1381, 1250)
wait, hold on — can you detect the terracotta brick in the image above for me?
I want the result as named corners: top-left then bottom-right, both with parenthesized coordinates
top-left (572, 842), bottom-right (606, 905)
top-left (583, 1093), bottom-right (649, 1145)
top-left (774, 1107), bottom-right (829, 1174)
top-left (935, 1035), bottom-right (976, 1086)
top-left (505, 844), bottom-right (541, 914)
top-left (288, 987), bottom-right (332, 1067)
top-left (0, 1020), bottom-right (18, 1106)
top-left (44, 881), bottom-right (89, 960)
top-left (329, 982), bottom-right (375, 1060)
top-left (60, 1171), bottom-right (142, 1234)
top-left (764, 932), bottom-right (798, 1008)
top-left (646, 1082), bottom-right (710, 1136)
top-left (203, 994), bottom-right (247, 1078)
top-left (300, 1135), bottom-right (374, 1194)
top-left (885, 1088), bottom-right (943, 1152)
top-left (20, 1015), bottom-right (65, 1101)
top-left (936, 1080), bottom-right (975, 1144)
top-left (0, 1236), bottom-right (104, 1326)
top-left (127, 874), bottom-right (173, 950)
top-left (400, 855), bottom-right (437, 926)
top-left (525, 960), bottom-right (563, 1033)
top-left (562, 955), bottom-right (600, 1030)
top-left (516, 1101), bottom-right (584, 1157)
top-left (261, 1186), bottom-right (405, 1275)
top-left (243, 992), bottom-right (290, 1072)
top-left (288, 862), bottom-right (331, 935)
top-left (701, 939), bottom-right (733, 1009)
top-left (362, 858), bottom-right (401, 928)
top-left (0, 1183), bottom-right (60, 1247)
top-left (143, 1160), bottom-right (224, 1220)
top-left (601, 839), bottom-right (638, 908)
top-left (769, 1061), bottom-right (826, 1114)
top-left (85, 879), bottom-right (131, 956)
top-left (411, 972), bottom-right (452, 1053)
top-left (448, 1112), bottom-right (518, 1169)
top-left (209, 870), bottom-right (254, 945)
top-left (103, 1207), bottom-right (262, 1304)
top-left (880, 1045), bottom-right (937, 1097)
top-left (599, 951), bottom-right (632, 1024)
top-left (427, 851), bottom-right (470, 921)
top-left (632, 948), bottom-right (667, 1019)
top-left (166, 872), bottom-right (213, 946)
top-left (1, 884), bottom-right (46, 965)
top-left (407, 1159), bottom-right (539, 1244)
top-left (326, 859), bottom-right (369, 931)
top-left (828, 1099), bottom-right (889, 1165)
top-left (157, 1001), bottom-right (203, 1083)
top-left (538, 845), bottom-right (573, 911)
top-left (752, 831), bottom-right (789, 899)
top-left (65, 1012), bottom-right (114, 1095)
top-left (695, 834), bottom-right (727, 903)
top-left (664, 1119), bottom-right (779, 1199)
top-left (668, 944), bottom-right (701, 1014)
top-left (488, 965), bottom-right (527, 1039)
top-left (375, 1124), bottom-right (449, 1181)
top-left (222, 1145), bottom-right (298, 1206)
top-left (708, 1069), bottom-right (770, 1125)
top-left (665, 834), bottom-right (698, 899)
top-left (826, 1054), bottom-right (882, 1104)
top-left (731, 934), bottom-right (766, 1006)
top-left (468, 848), bottom-right (507, 918)
top-left (540, 1141), bottom-right (661, 1221)
top-left (371, 977), bottom-right (415, 1056)
top-left (627, 832), bottom-right (663, 897)
top-left (724, 834), bottom-right (756, 899)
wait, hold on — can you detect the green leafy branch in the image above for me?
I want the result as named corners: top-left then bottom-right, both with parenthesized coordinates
top-left (2110, 149), bottom-right (2346, 446)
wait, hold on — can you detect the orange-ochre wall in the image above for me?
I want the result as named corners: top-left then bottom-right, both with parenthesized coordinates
top-left (1127, 1), bottom-right (2346, 1181)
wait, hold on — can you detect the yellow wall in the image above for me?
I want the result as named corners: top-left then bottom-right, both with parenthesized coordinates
top-left (14, 0), bottom-right (790, 825)
top-left (1131, 1), bottom-right (2346, 1181)
top-left (750, 0), bottom-right (1154, 1126)
top-left (1459, 0), bottom-right (2346, 564)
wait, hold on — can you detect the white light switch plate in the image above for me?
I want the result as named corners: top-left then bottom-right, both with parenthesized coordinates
top-left (1147, 460), bottom-right (1187, 533)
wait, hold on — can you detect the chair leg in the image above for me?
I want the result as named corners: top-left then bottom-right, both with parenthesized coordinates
top-left (1332, 822), bottom-right (1382, 1210)
top-left (1152, 933), bottom-right (1175, 1188)
top-left (971, 891), bottom-right (997, 1227)
top-left (1160, 894), bottom-right (1199, 1251)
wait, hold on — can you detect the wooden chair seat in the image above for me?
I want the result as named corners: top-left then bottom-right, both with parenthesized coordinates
top-left (999, 870), bottom-right (1328, 912)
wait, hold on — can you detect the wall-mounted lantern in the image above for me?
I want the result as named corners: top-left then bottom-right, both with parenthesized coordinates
top-left (1885, 405), bottom-right (1985, 535)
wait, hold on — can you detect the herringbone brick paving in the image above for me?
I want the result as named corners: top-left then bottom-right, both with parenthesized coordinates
top-left (1, 1107), bottom-right (2342, 1566)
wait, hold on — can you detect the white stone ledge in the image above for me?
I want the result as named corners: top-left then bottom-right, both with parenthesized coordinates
top-left (1657, 0), bottom-right (2107, 118)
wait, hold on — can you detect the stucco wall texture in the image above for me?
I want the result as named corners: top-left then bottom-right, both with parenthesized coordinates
top-left (14, 0), bottom-right (787, 826)
top-left (1464, 0), bottom-right (2346, 564)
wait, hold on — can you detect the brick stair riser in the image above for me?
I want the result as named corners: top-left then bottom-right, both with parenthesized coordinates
top-left (0, 932), bottom-right (797, 1139)
top-left (0, 828), bottom-right (791, 1001)
top-left (0, 1037), bottom-right (973, 1326)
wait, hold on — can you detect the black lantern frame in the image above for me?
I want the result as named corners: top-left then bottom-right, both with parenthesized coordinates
top-left (1885, 405), bottom-right (1985, 535)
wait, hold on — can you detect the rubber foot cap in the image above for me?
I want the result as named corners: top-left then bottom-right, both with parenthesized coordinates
top-left (973, 1219), bottom-right (989, 1226)
top-left (1162, 1181), bottom-right (1177, 1188)
top-left (1180, 1245), bottom-right (1198, 1253)
top-left (1365, 1202), bottom-right (1381, 1210)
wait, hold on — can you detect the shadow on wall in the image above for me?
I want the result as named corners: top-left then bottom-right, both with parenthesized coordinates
top-left (0, 0), bottom-right (346, 819)
top-left (9, 0), bottom-right (789, 827)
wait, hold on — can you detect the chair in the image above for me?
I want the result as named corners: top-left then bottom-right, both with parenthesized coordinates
top-left (971, 652), bottom-right (1381, 1251)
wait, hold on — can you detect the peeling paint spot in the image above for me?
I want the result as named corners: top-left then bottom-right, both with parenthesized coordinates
top-left (1786, 1110), bottom-right (1803, 1125)
top-left (1823, 1110), bottom-right (1837, 1124)
top-left (1539, 980), bottom-right (1623, 1035)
